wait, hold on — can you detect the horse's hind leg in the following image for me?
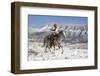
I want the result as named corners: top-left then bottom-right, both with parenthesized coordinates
top-left (44, 46), bottom-right (52, 53)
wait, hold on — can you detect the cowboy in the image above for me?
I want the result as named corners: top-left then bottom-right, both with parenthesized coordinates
top-left (50, 24), bottom-right (60, 47)
top-left (50, 24), bottom-right (59, 35)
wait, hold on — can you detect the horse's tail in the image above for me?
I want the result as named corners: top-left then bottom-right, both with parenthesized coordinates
top-left (42, 37), bottom-right (46, 47)
top-left (42, 36), bottom-right (48, 47)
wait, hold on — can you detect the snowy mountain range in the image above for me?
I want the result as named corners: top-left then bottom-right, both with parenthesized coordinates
top-left (28, 24), bottom-right (88, 43)
top-left (29, 24), bottom-right (51, 33)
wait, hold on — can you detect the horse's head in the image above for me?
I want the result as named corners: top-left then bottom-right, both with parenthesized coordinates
top-left (58, 30), bottom-right (66, 39)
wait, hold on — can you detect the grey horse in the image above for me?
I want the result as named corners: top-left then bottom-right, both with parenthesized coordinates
top-left (43, 30), bottom-right (65, 54)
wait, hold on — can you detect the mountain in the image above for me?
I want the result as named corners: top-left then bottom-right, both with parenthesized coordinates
top-left (29, 24), bottom-right (52, 33)
top-left (64, 25), bottom-right (88, 43)
top-left (28, 24), bottom-right (88, 43)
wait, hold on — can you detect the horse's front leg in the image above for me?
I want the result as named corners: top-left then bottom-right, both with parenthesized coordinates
top-left (61, 46), bottom-right (64, 54)
top-left (48, 46), bottom-right (52, 53)
top-left (56, 41), bottom-right (61, 49)
top-left (58, 42), bottom-right (64, 54)
top-left (44, 45), bottom-right (48, 53)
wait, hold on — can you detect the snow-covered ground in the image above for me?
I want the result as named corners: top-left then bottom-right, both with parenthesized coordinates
top-left (28, 41), bottom-right (88, 61)
top-left (28, 24), bottom-right (88, 61)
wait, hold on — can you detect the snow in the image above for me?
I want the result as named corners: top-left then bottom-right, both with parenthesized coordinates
top-left (28, 42), bottom-right (88, 61)
top-left (28, 24), bottom-right (88, 61)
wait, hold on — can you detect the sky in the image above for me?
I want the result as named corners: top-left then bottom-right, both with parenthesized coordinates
top-left (28, 15), bottom-right (88, 28)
